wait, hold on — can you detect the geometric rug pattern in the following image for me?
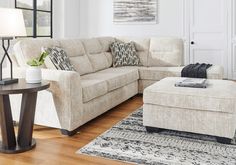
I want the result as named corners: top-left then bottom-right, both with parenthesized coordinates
top-left (78, 107), bottom-right (236, 165)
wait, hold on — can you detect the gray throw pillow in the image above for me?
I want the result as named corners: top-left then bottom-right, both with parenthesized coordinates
top-left (110, 41), bottom-right (140, 67)
top-left (44, 47), bottom-right (76, 71)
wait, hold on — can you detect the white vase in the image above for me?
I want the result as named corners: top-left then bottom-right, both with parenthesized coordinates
top-left (26, 66), bottom-right (42, 84)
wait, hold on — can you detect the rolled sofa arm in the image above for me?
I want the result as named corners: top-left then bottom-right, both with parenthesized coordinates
top-left (5, 67), bottom-right (83, 131)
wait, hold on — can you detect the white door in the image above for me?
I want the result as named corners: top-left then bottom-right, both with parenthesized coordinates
top-left (189, 0), bottom-right (229, 77)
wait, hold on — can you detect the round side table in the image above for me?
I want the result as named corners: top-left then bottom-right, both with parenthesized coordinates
top-left (0, 79), bottom-right (50, 154)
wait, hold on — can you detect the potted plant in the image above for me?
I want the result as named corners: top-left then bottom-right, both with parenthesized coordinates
top-left (26, 51), bottom-right (48, 84)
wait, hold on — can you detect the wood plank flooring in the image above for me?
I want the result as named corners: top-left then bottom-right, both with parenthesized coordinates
top-left (0, 95), bottom-right (143, 165)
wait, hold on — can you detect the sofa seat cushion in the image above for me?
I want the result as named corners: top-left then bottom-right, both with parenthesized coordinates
top-left (139, 65), bottom-right (224, 81)
top-left (82, 67), bottom-right (139, 93)
top-left (81, 79), bottom-right (108, 103)
top-left (144, 77), bottom-right (236, 113)
top-left (139, 67), bottom-right (181, 81)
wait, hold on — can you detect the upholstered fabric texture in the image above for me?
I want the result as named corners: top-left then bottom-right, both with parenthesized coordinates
top-left (82, 82), bottom-right (138, 126)
top-left (139, 65), bottom-right (224, 81)
top-left (13, 39), bottom-right (60, 68)
top-left (44, 47), bottom-right (75, 71)
top-left (82, 39), bottom-right (110, 72)
top-left (58, 39), bottom-right (93, 75)
top-left (144, 77), bottom-right (236, 113)
top-left (137, 65), bottom-right (224, 93)
top-left (138, 79), bottom-right (157, 93)
top-left (9, 67), bottom-right (83, 131)
top-left (143, 77), bottom-right (236, 138)
top-left (139, 67), bottom-right (181, 80)
top-left (149, 38), bottom-right (183, 67)
top-left (9, 67), bottom-right (138, 131)
top-left (98, 37), bottom-right (115, 67)
top-left (110, 41), bottom-right (140, 67)
top-left (143, 104), bottom-right (236, 138)
top-left (81, 67), bottom-right (139, 95)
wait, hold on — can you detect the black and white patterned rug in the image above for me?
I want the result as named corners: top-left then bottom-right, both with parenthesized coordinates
top-left (77, 107), bottom-right (236, 165)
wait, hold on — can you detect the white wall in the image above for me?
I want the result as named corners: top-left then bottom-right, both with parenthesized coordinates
top-left (232, 0), bottom-right (236, 79)
top-left (79, 0), bottom-right (189, 65)
top-left (53, 0), bottom-right (80, 38)
top-left (53, 0), bottom-right (64, 38)
top-left (0, 0), bottom-right (14, 8)
top-left (64, 0), bottom-right (80, 38)
top-left (79, 0), bottom-right (186, 38)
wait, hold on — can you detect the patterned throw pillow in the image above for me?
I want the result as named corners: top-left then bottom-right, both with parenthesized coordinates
top-left (43, 47), bottom-right (76, 71)
top-left (110, 41), bottom-right (140, 67)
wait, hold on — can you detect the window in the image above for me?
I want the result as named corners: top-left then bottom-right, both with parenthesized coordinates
top-left (15, 0), bottom-right (52, 38)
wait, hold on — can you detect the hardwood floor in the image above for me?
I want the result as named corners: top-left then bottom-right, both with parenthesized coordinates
top-left (0, 95), bottom-right (143, 165)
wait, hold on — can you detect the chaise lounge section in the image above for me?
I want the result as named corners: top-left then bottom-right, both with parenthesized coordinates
top-left (8, 37), bottom-right (224, 135)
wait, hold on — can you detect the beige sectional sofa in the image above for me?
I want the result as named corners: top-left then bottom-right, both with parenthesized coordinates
top-left (9, 37), bottom-right (224, 135)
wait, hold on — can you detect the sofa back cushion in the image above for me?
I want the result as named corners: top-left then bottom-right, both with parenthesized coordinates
top-left (97, 37), bottom-right (115, 67)
top-left (13, 39), bottom-right (60, 68)
top-left (149, 38), bottom-right (184, 67)
top-left (82, 38), bottom-right (111, 72)
top-left (115, 37), bottom-right (150, 66)
top-left (58, 39), bottom-right (93, 75)
top-left (13, 38), bottom-right (94, 75)
top-left (13, 37), bottom-right (184, 73)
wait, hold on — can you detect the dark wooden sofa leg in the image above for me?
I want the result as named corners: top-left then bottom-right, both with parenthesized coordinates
top-left (146, 126), bottom-right (164, 133)
top-left (216, 137), bottom-right (232, 144)
top-left (60, 128), bottom-right (79, 136)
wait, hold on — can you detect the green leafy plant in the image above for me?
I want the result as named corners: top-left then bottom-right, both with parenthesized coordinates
top-left (27, 51), bottom-right (49, 67)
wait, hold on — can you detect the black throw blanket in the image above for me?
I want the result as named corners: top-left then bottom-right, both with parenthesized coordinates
top-left (181, 63), bottom-right (212, 78)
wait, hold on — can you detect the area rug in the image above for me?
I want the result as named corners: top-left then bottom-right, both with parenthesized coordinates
top-left (77, 107), bottom-right (236, 165)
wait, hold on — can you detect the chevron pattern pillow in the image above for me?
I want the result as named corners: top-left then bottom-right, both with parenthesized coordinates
top-left (110, 41), bottom-right (140, 67)
top-left (43, 47), bottom-right (75, 71)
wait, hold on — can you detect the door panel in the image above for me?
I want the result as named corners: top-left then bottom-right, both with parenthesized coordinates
top-left (192, 50), bottom-right (224, 65)
top-left (193, 0), bottom-right (224, 31)
top-left (190, 0), bottom-right (228, 77)
top-left (193, 33), bottom-right (225, 48)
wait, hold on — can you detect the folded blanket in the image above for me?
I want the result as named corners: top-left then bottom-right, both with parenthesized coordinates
top-left (181, 63), bottom-right (212, 78)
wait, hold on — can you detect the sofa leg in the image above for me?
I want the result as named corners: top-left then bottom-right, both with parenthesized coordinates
top-left (216, 137), bottom-right (232, 144)
top-left (60, 128), bottom-right (79, 136)
top-left (146, 126), bottom-right (163, 133)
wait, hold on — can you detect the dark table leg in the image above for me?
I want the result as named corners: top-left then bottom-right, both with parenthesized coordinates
top-left (0, 95), bottom-right (16, 150)
top-left (0, 92), bottom-right (38, 154)
top-left (17, 92), bottom-right (38, 149)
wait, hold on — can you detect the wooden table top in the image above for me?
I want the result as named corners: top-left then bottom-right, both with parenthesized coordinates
top-left (0, 79), bottom-right (50, 95)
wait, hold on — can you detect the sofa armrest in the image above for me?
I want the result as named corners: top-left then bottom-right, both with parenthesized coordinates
top-left (207, 65), bottom-right (224, 79)
top-left (7, 67), bottom-right (83, 131)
